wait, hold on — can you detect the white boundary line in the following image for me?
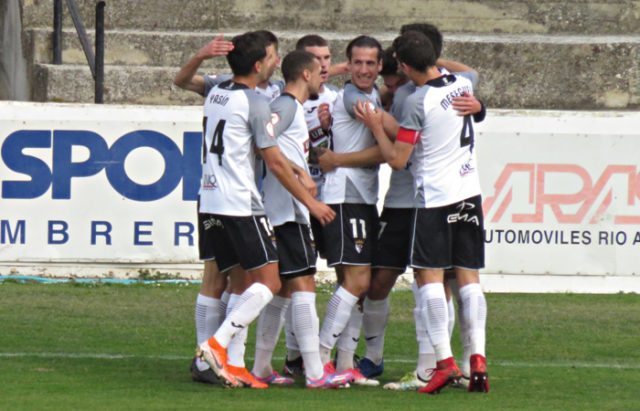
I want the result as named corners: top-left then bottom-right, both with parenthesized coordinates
top-left (1, 352), bottom-right (638, 369)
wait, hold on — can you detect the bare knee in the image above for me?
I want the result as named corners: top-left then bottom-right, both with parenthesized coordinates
top-left (368, 268), bottom-right (401, 300)
top-left (341, 265), bottom-right (371, 297)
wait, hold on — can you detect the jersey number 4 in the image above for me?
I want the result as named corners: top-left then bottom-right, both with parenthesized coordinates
top-left (203, 117), bottom-right (226, 165)
top-left (460, 115), bottom-right (475, 152)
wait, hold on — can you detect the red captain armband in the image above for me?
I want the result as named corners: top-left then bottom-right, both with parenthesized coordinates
top-left (396, 127), bottom-right (420, 145)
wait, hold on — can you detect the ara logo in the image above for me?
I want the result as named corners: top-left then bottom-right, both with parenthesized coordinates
top-left (483, 163), bottom-right (640, 225)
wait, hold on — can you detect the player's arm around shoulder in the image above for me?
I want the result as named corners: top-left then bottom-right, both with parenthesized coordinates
top-left (452, 91), bottom-right (486, 122)
top-left (288, 160), bottom-right (317, 198)
top-left (317, 144), bottom-right (384, 173)
top-left (355, 99), bottom-right (413, 170)
top-left (261, 146), bottom-right (335, 225)
top-left (436, 58), bottom-right (477, 79)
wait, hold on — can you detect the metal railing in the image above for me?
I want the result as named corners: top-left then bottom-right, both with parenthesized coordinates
top-left (52, 0), bottom-right (106, 103)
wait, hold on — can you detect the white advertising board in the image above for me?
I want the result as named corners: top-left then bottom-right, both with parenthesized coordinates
top-left (0, 102), bottom-right (202, 263)
top-left (475, 110), bottom-right (640, 279)
top-left (1, 102), bottom-right (639, 292)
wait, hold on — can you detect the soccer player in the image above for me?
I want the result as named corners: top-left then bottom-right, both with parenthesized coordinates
top-left (317, 35), bottom-right (397, 386)
top-left (250, 50), bottom-right (351, 389)
top-left (380, 24), bottom-right (485, 391)
top-left (172, 34), bottom-right (235, 384)
top-left (316, 27), bottom-right (485, 388)
top-left (195, 31), bottom-right (335, 388)
top-left (354, 44), bottom-right (412, 382)
top-left (367, 25), bottom-right (486, 391)
top-left (174, 32), bottom-right (288, 384)
top-left (265, 34), bottom-right (343, 377)
top-left (379, 46), bottom-right (409, 111)
top-left (354, 30), bottom-right (489, 394)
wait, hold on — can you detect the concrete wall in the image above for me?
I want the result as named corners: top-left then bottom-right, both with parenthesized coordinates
top-left (0, 0), bottom-right (29, 101)
top-left (12, 0), bottom-right (640, 108)
top-left (21, 0), bottom-right (640, 34)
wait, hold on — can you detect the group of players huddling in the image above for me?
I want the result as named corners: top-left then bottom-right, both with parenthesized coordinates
top-left (173, 22), bottom-right (489, 394)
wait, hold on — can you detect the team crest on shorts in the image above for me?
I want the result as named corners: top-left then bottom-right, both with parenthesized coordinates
top-left (354, 238), bottom-right (365, 254)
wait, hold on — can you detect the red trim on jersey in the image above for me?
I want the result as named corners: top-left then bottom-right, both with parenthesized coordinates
top-left (396, 127), bottom-right (420, 145)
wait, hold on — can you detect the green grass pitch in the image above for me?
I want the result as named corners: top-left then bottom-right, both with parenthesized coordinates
top-left (1, 281), bottom-right (639, 410)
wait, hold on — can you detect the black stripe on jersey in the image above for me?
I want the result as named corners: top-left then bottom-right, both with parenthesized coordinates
top-left (280, 92), bottom-right (297, 100)
top-left (219, 80), bottom-right (250, 90)
top-left (426, 74), bottom-right (457, 88)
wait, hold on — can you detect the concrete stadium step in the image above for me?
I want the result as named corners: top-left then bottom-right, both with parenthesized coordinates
top-left (25, 28), bottom-right (240, 70)
top-left (30, 32), bottom-right (640, 110)
top-left (31, 64), bottom-right (212, 105)
top-left (22, 0), bottom-right (640, 35)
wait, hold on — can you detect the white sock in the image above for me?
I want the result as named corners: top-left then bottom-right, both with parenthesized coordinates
top-left (459, 283), bottom-right (487, 362)
top-left (214, 283), bottom-right (274, 351)
top-left (291, 291), bottom-right (323, 380)
top-left (220, 290), bottom-right (230, 311)
top-left (194, 294), bottom-right (225, 371)
top-left (195, 294), bottom-right (224, 345)
top-left (447, 297), bottom-right (456, 339)
top-left (252, 296), bottom-right (289, 377)
top-left (457, 302), bottom-right (471, 377)
top-left (419, 283), bottom-right (452, 361)
top-left (415, 307), bottom-right (437, 376)
top-left (285, 303), bottom-right (301, 360)
top-left (413, 281), bottom-right (430, 354)
top-left (224, 294), bottom-right (245, 368)
top-left (318, 286), bottom-right (358, 364)
top-left (336, 304), bottom-right (362, 371)
top-left (450, 280), bottom-right (471, 377)
top-left (362, 296), bottom-right (390, 365)
top-left (413, 281), bottom-right (436, 377)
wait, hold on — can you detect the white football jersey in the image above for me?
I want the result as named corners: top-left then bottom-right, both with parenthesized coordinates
top-left (205, 75), bottom-right (284, 103)
top-left (303, 84), bottom-right (339, 196)
top-left (205, 76), bottom-right (284, 188)
top-left (255, 79), bottom-right (285, 102)
top-left (203, 74), bottom-right (233, 97)
top-left (253, 80), bottom-right (284, 186)
top-left (382, 69), bottom-right (451, 209)
top-left (322, 83), bottom-right (381, 205)
top-left (199, 80), bottom-right (276, 216)
top-left (261, 93), bottom-right (312, 226)
top-left (399, 72), bottom-right (481, 208)
top-left (383, 81), bottom-right (418, 209)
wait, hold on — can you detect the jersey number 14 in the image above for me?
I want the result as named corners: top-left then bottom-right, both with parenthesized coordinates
top-left (203, 117), bottom-right (226, 165)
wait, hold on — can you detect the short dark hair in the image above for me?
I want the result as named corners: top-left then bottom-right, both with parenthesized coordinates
top-left (346, 35), bottom-right (382, 61)
top-left (396, 31), bottom-right (436, 72)
top-left (295, 34), bottom-right (328, 50)
top-left (281, 50), bottom-right (317, 83)
top-left (226, 32), bottom-right (268, 76)
top-left (400, 23), bottom-right (443, 58)
top-left (380, 46), bottom-right (398, 76)
top-left (254, 30), bottom-right (279, 48)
